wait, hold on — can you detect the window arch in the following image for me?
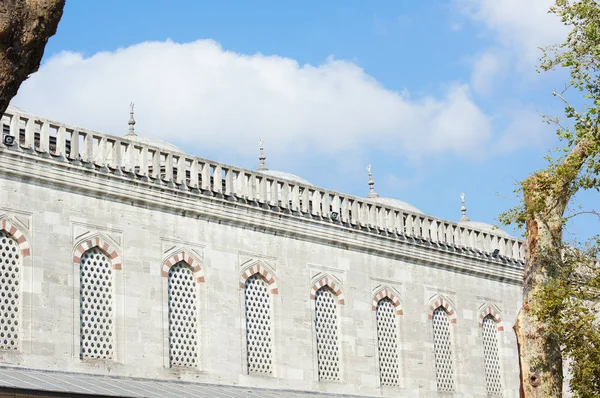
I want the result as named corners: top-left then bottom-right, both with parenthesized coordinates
top-left (376, 298), bottom-right (400, 387)
top-left (239, 262), bottom-right (277, 294)
top-left (310, 276), bottom-right (344, 304)
top-left (244, 273), bottom-right (273, 374)
top-left (79, 247), bottom-right (114, 359)
top-left (0, 219), bottom-right (30, 257)
top-left (314, 285), bottom-right (340, 381)
top-left (73, 236), bottom-right (121, 270)
top-left (482, 314), bottom-right (502, 395)
top-left (168, 261), bottom-right (198, 367)
top-left (429, 297), bottom-right (456, 393)
top-left (162, 250), bottom-right (204, 284)
top-left (0, 230), bottom-right (22, 350)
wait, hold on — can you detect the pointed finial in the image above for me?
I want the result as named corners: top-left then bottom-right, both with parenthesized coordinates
top-left (367, 165), bottom-right (379, 198)
top-left (127, 102), bottom-right (136, 136)
top-left (258, 138), bottom-right (267, 170)
top-left (460, 192), bottom-right (470, 222)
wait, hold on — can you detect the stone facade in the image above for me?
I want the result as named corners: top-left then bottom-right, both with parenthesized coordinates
top-left (0, 107), bottom-right (524, 397)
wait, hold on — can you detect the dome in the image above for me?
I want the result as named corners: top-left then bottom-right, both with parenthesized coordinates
top-left (363, 165), bottom-right (424, 215)
top-left (255, 139), bottom-right (311, 185)
top-left (458, 220), bottom-right (514, 238)
top-left (122, 102), bottom-right (182, 153)
top-left (124, 135), bottom-right (183, 153)
top-left (457, 193), bottom-right (513, 238)
top-left (369, 197), bottom-right (424, 214)
top-left (260, 170), bottom-right (312, 186)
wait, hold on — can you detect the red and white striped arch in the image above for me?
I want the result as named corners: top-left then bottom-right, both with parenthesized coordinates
top-left (0, 219), bottom-right (30, 257)
top-left (239, 262), bottom-right (278, 294)
top-left (479, 305), bottom-right (503, 331)
top-left (73, 235), bottom-right (121, 270)
top-left (372, 287), bottom-right (403, 315)
top-left (310, 275), bottom-right (344, 305)
top-left (161, 250), bottom-right (204, 283)
top-left (428, 295), bottom-right (457, 324)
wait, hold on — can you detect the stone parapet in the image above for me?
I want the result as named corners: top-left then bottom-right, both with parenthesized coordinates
top-left (0, 108), bottom-right (525, 273)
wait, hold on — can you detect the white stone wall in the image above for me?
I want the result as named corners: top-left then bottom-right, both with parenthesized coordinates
top-left (0, 158), bottom-right (522, 397)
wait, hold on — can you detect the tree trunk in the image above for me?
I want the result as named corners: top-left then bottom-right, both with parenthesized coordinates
top-left (515, 135), bottom-right (596, 397)
top-left (0, 0), bottom-right (65, 116)
top-left (516, 175), bottom-right (566, 397)
top-left (515, 306), bottom-right (563, 397)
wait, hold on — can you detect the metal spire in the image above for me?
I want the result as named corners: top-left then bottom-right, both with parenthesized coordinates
top-left (367, 165), bottom-right (379, 198)
top-left (258, 138), bottom-right (267, 170)
top-left (460, 192), bottom-right (470, 222)
top-left (127, 102), bottom-right (136, 136)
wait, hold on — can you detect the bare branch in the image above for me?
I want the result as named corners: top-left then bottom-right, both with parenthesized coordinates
top-left (564, 210), bottom-right (600, 221)
top-left (552, 90), bottom-right (590, 128)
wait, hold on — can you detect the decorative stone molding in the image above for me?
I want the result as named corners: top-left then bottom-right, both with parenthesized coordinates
top-left (161, 250), bottom-right (204, 283)
top-left (0, 152), bottom-right (525, 284)
top-left (428, 295), bottom-right (457, 323)
top-left (479, 304), bottom-right (503, 331)
top-left (1, 107), bottom-right (527, 269)
top-left (239, 260), bottom-right (277, 294)
top-left (0, 218), bottom-right (30, 256)
top-left (310, 275), bottom-right (344, 305)
top-left (372, 286), bottom-right (403, 315)
top-left (73, 235), bottom-right (121, 270)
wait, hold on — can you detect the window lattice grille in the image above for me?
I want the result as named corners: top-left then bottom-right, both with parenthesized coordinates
top-left (168, 262), bottom-right (198, 367)
top-left (244, 274), bottom-right (273, 374)
top-left (432, 307), bottom-right (455, 392)
top-left (315, 287), bottom-right (340, 381)
top-left (482, 315), bottom-right (502, 395)
top-left (376, 299), bottom-right (399, 386)
top-left (0, 231), bottom-right (20, 350)
top-left (80, 247), bottom-right (114, 359)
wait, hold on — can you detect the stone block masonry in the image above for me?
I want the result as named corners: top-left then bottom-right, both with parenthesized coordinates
top-left (0, 107), bottom-right (523, 397)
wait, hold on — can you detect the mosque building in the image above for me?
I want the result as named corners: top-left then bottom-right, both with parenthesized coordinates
top-left (0, 104), bottom-right (524, 397)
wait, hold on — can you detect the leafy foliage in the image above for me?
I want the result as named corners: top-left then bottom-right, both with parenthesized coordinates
top-left (500, 1), bottom-right (600, 396)
top-left (533, 241), bottom-right (600, 397)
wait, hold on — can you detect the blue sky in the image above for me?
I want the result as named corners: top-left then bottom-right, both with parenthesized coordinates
top-left (12, 0), bottom-right (598, 240)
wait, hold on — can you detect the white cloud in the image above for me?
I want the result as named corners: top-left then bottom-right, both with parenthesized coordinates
top-left (13, 39), bottom-right (493, 162)
top-left (449, 22), bottom-right (463, 32)
top-left (457, 0), bottom-right (566, 64)
top-left (456, 0), bottom-right (567, 95)
top-left (493, 107), bottom-right (551, 153)
top-left (470, 50), bottom-right (505, 95)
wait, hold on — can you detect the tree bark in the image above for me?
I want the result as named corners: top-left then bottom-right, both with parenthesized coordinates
top-left (0, 0), bottom-right (65, 116)
top-left (517, 138), bottom-right (596, 397)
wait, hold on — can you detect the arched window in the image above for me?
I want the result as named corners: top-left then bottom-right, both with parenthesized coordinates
top-left (80, 247), bottom-right (114, 359)
top-left (168, 262), bottom-right (198, 367)
top-left (315, 286), bottom-right (340, 381)
top-left (244, 274), bottom-right (272, 374)
top-left (432, 307), bottom-right (455, 392)
top-left (0, 231), bottom-right (21, 350)
top-left (376, 298), bottom-right (399, 386)
top-left (482, 315), bottom-right (502, 394)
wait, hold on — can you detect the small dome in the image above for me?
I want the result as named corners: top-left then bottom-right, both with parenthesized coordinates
top-left (363, 165), bottom-right (424, 214)
top-left (122, 102), bottom-right (182, 153)
top-left (457, 193), bottom-right (513, 238)
top-left (458, 220), bottom-right (513, 238)
top-left (254, 139), bottom-right (311, 185)
top-left (369, 197), bottom-right (424, 214)
top-left (260, 170), bottom-right (312, 185)
top-left (124, 135), bottom-right (183, 153)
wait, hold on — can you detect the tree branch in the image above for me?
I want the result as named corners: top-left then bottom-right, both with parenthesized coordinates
top-left (0, 0), bottom-right (65, 115)
top-left (552, 90), bottom-right (591, 128)
top-left (564, 210), bottom-right (600, 221)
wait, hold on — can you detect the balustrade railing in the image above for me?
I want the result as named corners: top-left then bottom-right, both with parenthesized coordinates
top-left (0, 108), bottom-right (525, 263)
